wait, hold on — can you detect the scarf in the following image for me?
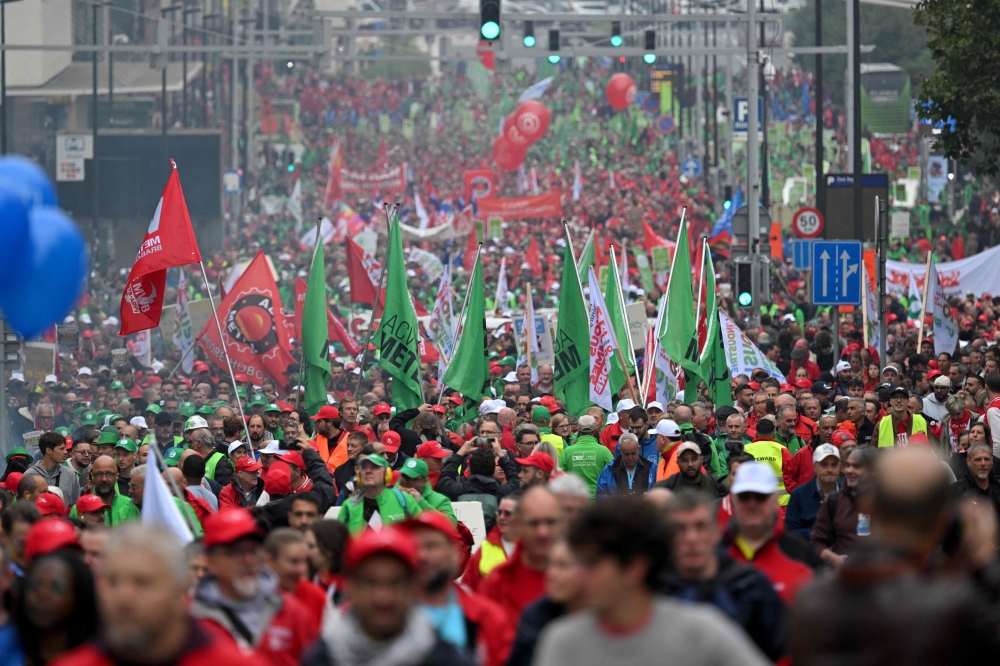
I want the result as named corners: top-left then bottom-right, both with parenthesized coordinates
top-left (323, 606), bottom-right (437, 666)
top-left (949, 411), bottom-right (971, 450)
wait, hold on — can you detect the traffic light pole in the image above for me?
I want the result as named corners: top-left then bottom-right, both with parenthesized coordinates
top-left (746, 0), bottom-right (760, 328)
top-left (0, 317), bottom-right (8, 463)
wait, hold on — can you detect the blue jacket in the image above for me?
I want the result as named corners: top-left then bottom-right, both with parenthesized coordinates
top-left (596, 456), bottom-right (656, 498)
top-left (784, 478), bottom-right (839, 538)
top-left (614, 435), bottom-right (659, 468)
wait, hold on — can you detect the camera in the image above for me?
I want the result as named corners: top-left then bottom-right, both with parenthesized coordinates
top-left (475, 437), bottom-right (495, 448)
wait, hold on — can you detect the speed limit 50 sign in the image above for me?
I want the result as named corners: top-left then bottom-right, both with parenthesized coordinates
top-left (792, 207), bottom-right (825, 239)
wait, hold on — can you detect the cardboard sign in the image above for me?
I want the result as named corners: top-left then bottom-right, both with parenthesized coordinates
top-left (111, 348), bottom-right (128, 364)
top-left (487, 216), bottom-right (503, 240)
top-left (453, 501), bottom-right (487, 548)
top-left (22, 430), bottom-right (43, 457)
top-left (58, 325), bottom-right (78, 347)
top-left (513, 314), bottom-right (555, 366)
top-left (22, 342), bottom-right (54, 388)
top-left (651, 245), bottom-right (673, 272)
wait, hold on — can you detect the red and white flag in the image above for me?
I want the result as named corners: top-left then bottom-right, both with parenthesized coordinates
top-left (119, 160), bottom-right (202, 335)
top-left (525, 236), bottom-right (542, 278)
top-left (346, 237), bottom-right (384, 307)
top-left (588, 267), bottom-right (617, 412)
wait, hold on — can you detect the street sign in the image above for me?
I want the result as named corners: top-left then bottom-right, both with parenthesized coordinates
top-left (223, 170), bottom-right (241, 193)
top-left (656, 115), bottom-right (675, 134)
top-left (730, 205), bottom-right (771, 256)
top-left (681, 157), bottom-right (702, 179)
top-left (792, 207), bottom-right (824, 239)
top-left (792, 240), bottom-right (813, 270)
top-left (811, 240), bottom-right (862, 305)
top-left (733, 98), bottom-right (763, 142)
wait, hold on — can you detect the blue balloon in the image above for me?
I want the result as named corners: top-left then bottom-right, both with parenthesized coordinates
top-left (0, 155), bottom-right (57, 208)
top-left (0, 206), bottom-right (88, 338)
top-left (0, 183), bottom-right (30, 283)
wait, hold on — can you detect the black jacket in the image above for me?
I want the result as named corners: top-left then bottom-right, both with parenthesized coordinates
top-left (681, 428), bottom-right (714, 461)
top-left (606, 455), bottom-right (653, 496)
top-left (304, 634), bottom-right (474, 666)
top-left (258, 447), bottom-right (338, 528)
top-left (390, 407), bottom-right (452, 458)
top-left (661, 471), bottom-right (728, 498)
top-left (505, 597), bottom-right (566, 666)
top-left (436, 453), bottom-right (520, 501)
top-left (954, 470), bottom-right (1000, 545)
top-left (855, 416), bottom-right (876, 446)
top-left (661, 553), bottom-right (787, 661)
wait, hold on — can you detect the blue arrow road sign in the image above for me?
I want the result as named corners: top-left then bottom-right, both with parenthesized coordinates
top-left (792, 240), bottom-right (812, 270)
top-left (681, 157), bottom-right (702, 178)
top-left (811, 240), bottom-right (862, 305)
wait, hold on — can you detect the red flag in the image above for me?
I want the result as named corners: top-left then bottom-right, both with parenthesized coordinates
top-left (642, 219), bottom-right (670, 252)
top-left (346, 237), bottom-right (383, 306)
top-left (525, 236), bottom-right (542, 278)
top-left (120, 160), bottom-right (202, 335)
top-left (295, 278), bottom-right (362, 355)
top-left (594, 234), bottom-right (605, 271)
top-left (323, 137), bottom-right (342, 209)
top-left (477, 41), bottom-right (495, 71)
top-left (198, 251), bottom-right (295, 389)
top-left (375, 138), bottom-right (388, 170)
top-left (464, 221), bottom-right (479, 273)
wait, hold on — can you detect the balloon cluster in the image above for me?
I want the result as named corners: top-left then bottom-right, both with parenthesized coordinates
top-left (605, 73), bottom-right (638, 111)
top-left (0, 156), bottom-right (89, 338)
top-left (491, 100), bottom-right (552, 171)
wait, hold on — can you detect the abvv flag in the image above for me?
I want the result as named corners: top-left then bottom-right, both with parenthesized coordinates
top-left (120, 160), bottom-right (201, 335)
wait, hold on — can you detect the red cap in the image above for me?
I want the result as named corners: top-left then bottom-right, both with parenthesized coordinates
top-left (24, 518), bottom-right (81, 562)
top-left (311, 406), bottom-right (341, 421)
top-left (908, 432), bottom-right (931, 447)
top-left (35, 493), bottom-right (67, 517)
top-left (416, 441), bottom-right (451, 459)
top-left (277, 451), bottom-right (305, 470)
top-left (539, 396), bottom-right (559, 411)
top-left (192, 361), bottom-right (210, 373)
top-left (403, 511), bottom-right (458, 542)
top-left (278, 401), bottom-right (294, 413)
top-left (202, 509), bottom-right (262, 549)
top-left (927, 370), bottom-right (942, 380)
top-left (794, 378), bottom-right (813, 390)
top-left (264, 462), bottom-right (292, 496)
top-left (748, 381), bottom-right (761, 391)
top-left (146, 376), bottom-right (163, 385)
top-left (830, 430), bottom-right (856, 447)
top-left (382, 431), bottom-right (401, 453)
top-left (447, 395), bottom-right (464, 406)
top-left (489, 362), bottom-right (501, 373)
top-left (64, 436), bottom-right (73, 450)
top-left (431, 405), bottom-right (446, 415)
top-left (514, 451), bottom-right (556, 474)
top-left (780, 383), bottom-right (794, 393)
top-left (236, 457), bottom-right (262, 473)
top-left (75, 494), bottom-right (109, 514)
top-left (928, 360), bottom-right (940, 370)
top-left (344, 526), bottom-right (419, 573)
top-left (2, 472), bottom-right (22, 493)
top-left (373, 404), bottom-right (392, 417)
top-left (233, 373), bottom-right (249, 383)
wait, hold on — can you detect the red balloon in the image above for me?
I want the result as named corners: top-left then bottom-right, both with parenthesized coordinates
top-left (503, 115), bottom-right (531, 147)
top-left (492, 136), bottom-right (526, 171)
top-left (514, 101), bottom-right (551, 141)
top-left (606, 73), bottom-right (637, 110)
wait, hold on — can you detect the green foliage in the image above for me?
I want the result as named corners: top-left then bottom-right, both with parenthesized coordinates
top-left (914, 0), bottom-right (1000, 174)
top-left (785, 0), bottom-right (932, 104)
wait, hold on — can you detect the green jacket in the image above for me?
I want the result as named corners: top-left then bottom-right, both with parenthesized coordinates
top-left (558, 434), bottom-right (613, 498)
top-left (72, 489), bottom-right (203, 535)
top-left (415, 483), bottom-right (456, 524)
top-left (774, 431), bottom-right (806, 456)
top-left (339, 487), bottom-right (422, 534)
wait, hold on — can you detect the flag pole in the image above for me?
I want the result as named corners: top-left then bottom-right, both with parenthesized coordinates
top-left (608, 245), bottom-right (639, 400)
top-left (147, 430), bottom-right (202, 537)
top-left (355, 203), bottom-right (395, 398)
top-left (199, 261), bottom-right (247, 426)
top-left (861, 264), bottom-right (870, 348)
top-left (917, 251), bottom-right (933, 350)
top-left (442, 244), bottom-right (483, 402)
top-left (524, 282), bottom-right (533, 370)
top-left (164, 339), bottom-right (201, 382)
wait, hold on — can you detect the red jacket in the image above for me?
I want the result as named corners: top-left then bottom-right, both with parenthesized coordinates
top-left (218, 482), bottom-right (259, 509)
top-left (50, 621), bottom-right (269, 666)
top-left (784, 443), bottom-right (816, 493)
top-left (480, 545), bottom-right (546, 625)
top-left (184, 489), bottom-right (214, 524)
top-left (461, 526), bottom-right (506, 593)
top-left (455, 584), bottom-right (515, 666)
top-left (598, 421), bottom-right (624, 452)
top-left (293, 579), bottom-right (328, 633)
top-left (726, 523), bottom-right (814, 605)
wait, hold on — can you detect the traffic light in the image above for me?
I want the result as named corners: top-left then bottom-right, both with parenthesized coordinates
top-left (735, 261), bottom-right (754, 307)
top-left (523, 21), bottom-right (535, 47)
top-left (548, 29), bottom-right (560, 63)
top-left (610, 21), bottom-right (622, 47)
top-left (480, 0), bottom-right (500, 41)
top-left (723, 185), bottom-right (733, 210)
top-left (643, 30), bottom-right (656, 64)
top-left (2, 327), bottom-right (18, 367)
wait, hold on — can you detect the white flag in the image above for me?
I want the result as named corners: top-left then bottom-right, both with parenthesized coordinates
top-left (172, 269), bottom-right (194, 375)
top-left (530, 167), bottom-right (539, 195)
top-left (608, 170), bottom-right (616, 190)
top-left (429, 265), bottom-right (456, 357)
top-left (415, 191), bottom-right (430, 230)
top-left (863, 264), bottom-right (880, 353)
top-left (518, 76), bottom-right (553, 103)
top-left (718, 312), bottom-right (785, 382)
top-left (142, 463), bottom-right (194, 545)
top-left (651, 298), bottom-right (681, 404)
top-left (495, 258), bottom-right (509, 314)
top-left (131, 331), bottom-right (151, 367)
top-left (588, 268), bottom-right (617, 411)
top-left (907, 271), bottom-right (924, 320)
top-left (929, 261), bottom-right (959, 356)
top-left (572, 160), bottom-right (582, 201)
top-left (517, 165), bottom-right (529, 193)
top-left (619, 242), bottom-right (629, 298)
top-left (287, 178), bottom-right (303, 234)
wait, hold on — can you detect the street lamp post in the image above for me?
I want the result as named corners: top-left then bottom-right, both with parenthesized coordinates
top-left (761, 55), bottom-right (775, 208)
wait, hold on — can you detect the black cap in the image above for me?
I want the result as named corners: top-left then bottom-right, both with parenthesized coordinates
top-left (154, 412), bottom-right (174, 425)
top-left (890, 384), bottom-right (910, 398)
top-left (876, 382), bottom-right (897, 402)
top-left (811, 381), bottom-right (832, 394)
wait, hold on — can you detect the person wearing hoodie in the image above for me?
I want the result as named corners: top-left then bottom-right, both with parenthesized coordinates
top-left (189, 509), bottom-right (317, 666)
top-left (303, 526), bottom-right (473, 666)
top-left (26, 432), bottom-right (80, 505)
top-left (436, 437), bottom-right (520, 502)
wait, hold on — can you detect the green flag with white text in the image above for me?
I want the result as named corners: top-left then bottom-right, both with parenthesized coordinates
top-left (372, 211), bottom-right (424, 410)
top-left (605, 246), bottom-right (636, 400)
top-left (660, 211), bottom-right (700, 380)
top-left (302, 228), bottom-right (331, 416)
top-left (443, 249), bottom-right (491, 401)
top-left (554, 233), bottom-right (592, 416)
top-left (698, 241), bottom-right (731, 409)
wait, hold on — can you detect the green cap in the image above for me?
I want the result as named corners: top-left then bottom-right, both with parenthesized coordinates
top-left (489, 351), bottom-right (500, 360)
top-left (236, 387), bottom-right (248, 399)
top-left (196, 405), bottom-right (215, 416)
top-left (498, 356), bottom-right (516, 368)
top-left (114, 438), bottom-right (138, 453)
top-left (178, 402), bottom-right (196, 418)
top-left (163, 447), bottom-right (183, 467)
top-left (55, 426), bottom-right (71, 436)
top-left (96, 410), bottom-right (112, 424)
top-left (110, 413), bottom-right (125, 424)
top-left (5, 447), bottom-right (30, 463)
top-left (213, 400), bottom-right (229, 409)
top-left (358, 454), bottom-right (390, 469)
top-left (531, 406), bottom-right (551, 422)
top-left (81, 411), bottom-right (98, 426)
top-left (145, 404), bottom-right (162, 415)
top-left (249, 394), bottom-right (267, 406)
top-left (399, 458), bottom-right (429, 479)
top-left (265, 403), bottom-right (281, 413)
top-left (97, 428), bottom-right (121, 445)
top-left (109, 380), bottom-right (125, 390)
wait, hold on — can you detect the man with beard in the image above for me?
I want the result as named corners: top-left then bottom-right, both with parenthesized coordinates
top-left (245, 414), bottom-right (270, 453)
top-left (810, 445), bottom-right (877, 568)
top-left (660, 442), bottom-right (727, 498)
top-left (403, 512), bottom-right (514, 666)
top-left (50, 525), bottom-right (262, 666)
top-left (332, 431), bottom-right (368, 498)
top-left (309, 406), bottom-right (347, 470)
top-left (189, 509), bottom-right (317, 666)
top-left (82, 455), bottom-right (136, 526)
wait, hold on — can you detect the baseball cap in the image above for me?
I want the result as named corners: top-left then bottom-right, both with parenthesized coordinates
top-left (192, 360), bottom-right (210, 373)
top-left (514, 451), bottom-right (555, 474)
top-left (646, 401), bottom-right (664, 413)
top-left (235, 388), bottom-right (248, 399)
top-left (794, 378), bottom-right (813, 390)
top-left (227, 441), bottom-right (247, 455)
top-left (835, 360), bottom-right (852, 373)
top-left (184, 415), bottom-right (209, 432)
top-left (249, 394), bottom-right (267, 407)
top-left (81, 411), bottom-right (98, 426)
top-left (236, 457), bottom-right (262, 473)
top-left (373, 404), bottom-right (392, 417)
top-left (577, 414), bottom-right (598, 434)
top-left (447, 395), bottom-right (464, 406)
top-left (933, 375), bottom-right (952, 388)
top-left (258, 440), bottom-right (282, 455)
top-left (109, 380), bottom-right (124, 390)
top-left (24, 518), bottom-right (81, 562)
top-left (479, 400), bottom-right (503, 416)
top-left (311, 406), bottom-right (341, 420)
top-left (55, 426), bottom-right (71, 437)
top-left (154, 412), bottom-right (174, 426)
top-left (5, 447), bottom-right (29, 464)
top-left (130, 416), bottom-right (148, 429)
top-left (811, 381), bottom-right (833, 394)
top-left (114, 438), bottom-right (138, 453)
top-left (163, 447), bottom-right (183, 467)
top-left (145, 404), bottom-right (162, 415)
top-left (654, 419), bottom-right (681, 438)
top-left (382, 431), bottom-right (402, 453)
top-left (96, 429), bottom-right (120, 446)
top-left (399, 458), bottom-right (429, 479)
top-left (178, 402), bottom-right (196, 418)
top-left (402, 511), bottom-right (457, 542)
top-left (503, 372), bottom-right (518, 383)
top-left (531, 406), bottom-right (551, 422)
top-left (882, 364), bottom-right (900, 375)
top-left (431, 405), bottom-right (445, 415)
top-left (35, 493), bottom-right (68, 517)
top-left (890, 384), bottom-right (909, 398)
top-left (358, 454), bottom-right (390, 469)
top-left (263, 403), bottom-right (280, 414)
top-left (830, 430), bottom-right (856, 447)
top-left (730, 461), bottom-right (778, 495)
top-left (344, 526), bottom-right (419, 573)
top-left (416, 442), bottom-right (451, 459)
top-left (813, 443), bottom-right (842, 462)
top-left (2, 472), bottom-right (22, 492)
top-left (202, 509), bottom-right (262, 549)
top-left (277, 451), bottom-right (305, 470)
top-left (196, 406), bottom-right (215, 416)
top-left (674, 441), bottom-right (703, 458)
top-left (264, 463), bottom-right (291, 496)
top-left (78, 367), bottom-right (92, 376)
top-left (75, 494), bottom-right (109, 514)
top-left (616, 399), bottom-right (636, 412)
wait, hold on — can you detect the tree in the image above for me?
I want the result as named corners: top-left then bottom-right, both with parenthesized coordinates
top-left (914, 0), bottom-right (1000, 174)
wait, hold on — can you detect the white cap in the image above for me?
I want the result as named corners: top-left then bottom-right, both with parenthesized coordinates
top-left (129, 416), bottom-right (148, 429)
top-left (479, 400), bottom-right (503, 416)
top-left (9, 372), bottom-right (24, 383)
top-left (616, 399), bottom-right (636, 412)
top-left (883, 364), bottom-right (899, 374)
top-left (646, 401), bottom-right (664, 412)
top-left (606, 413), bottom-right (619, 424)
top-left (79, 313), bottom-right (92, 324)
top-left (504, 372), bottom-right (518, 383)
top-left (730, 461), bottom-right (778, 495)
top-left (63, 316), bottom-right (75, 324)
top-left (259, 440), bottom-right (283, 455)
top-left (102, 316), bottom-right (119, 327)
top-left (675, 441), bottom-right (702, 458)
top-left (43, 374), bottom-right (57, 384)
top-left (654, 419), bottom-right (681, 438)
top-left (151, 361), bottom-right (165, 373)
top-left (813, 443), bottom-right (841, 463)
top-left (933, 375), bottom-right (952, 388)
top-left (835, 360), bottom-right (852, 373)
top-left (184, 415), bottom-right (209, 431)
top-left (781, 313), bottom-right (796, 322)
top-left (530, 397), bottom-right (542, 403)
top-left (228, 441), bottom-right (247, 455)
top-left (78, 367), bottom-right (92, 376)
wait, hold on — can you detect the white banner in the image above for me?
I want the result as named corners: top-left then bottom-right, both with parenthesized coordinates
top-left (588, 268), bottom-right (617, 411)
top-left (299, 217), bottom-right (336, 249)
top-left (651, 297), bottom-right (681, 404)
top-left (929, 261), bottom-right (960, 356)
top-left (927, 155), bottom-right (948, 203)
top-left (429, 265), bottom-right (456, 358)
top-left (495, 258), bottom-right (509, 314)
top-left (131, 330), bottom-right (151, 367)
top-left (864, 265), bottom-right (881, 353)
top-left (718, 312), bottom-right (785, 382)
top-left (408, 248), bottom-right (444, 282)
top-left (287, 179), bottom-right (303, 234)
top-left (172, 269), bottom-right (194, 375)
top-left (518, 76), bottom-right (553, 103)
top-left (886, 244), bottom-right (1000, 298)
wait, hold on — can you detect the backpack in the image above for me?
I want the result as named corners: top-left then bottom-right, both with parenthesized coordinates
top-left (457, 493), bottom-right (499, 533)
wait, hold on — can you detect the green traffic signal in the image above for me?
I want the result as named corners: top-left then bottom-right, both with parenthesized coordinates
top-left (610, 35), bottom-right (622, 47)
top-left (481, 21), bottom-right (500, 40)
top-left (524, 35), bottom-right (535, 47)
top-left (643, 53), bottom-right (656, 64)
top-left (548, 54), bottom-right (560, 63)
top-left (738, 292), bottom-right (752, 306)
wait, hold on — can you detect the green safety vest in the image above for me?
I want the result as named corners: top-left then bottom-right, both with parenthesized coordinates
top-left (339, 487), bottom-right (422, 535)
top-left (478, 539), bottom-right (507, 577)
top-left (205, 452), bottom-right (225, 480)
top-left (876, 414), bottom-right (927, 448)
top-left (744, 439), bottom-right (789, 506)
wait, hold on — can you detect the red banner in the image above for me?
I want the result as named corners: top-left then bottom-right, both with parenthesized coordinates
top-left (339, 164), bottom-right (407, 193)
top-left (475, 190), bottom-right (562, 221)
top-left (199, 251), bottom-right (296, 389)
top-left (464, 169), bottom-right (495, 201)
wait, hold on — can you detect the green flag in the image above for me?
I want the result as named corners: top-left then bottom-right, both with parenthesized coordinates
top-left (660, 211), bottom-right (700, 380)
top-left (302, 229), bottom-right (331, 416)
top-left (554, 229), bottom-right (592, 416)
top-left (698, 240), bottom-right (731, 409)
top-left (577, 231), bottom-right (596, 283)
top-left (605, 246), bottom-right (636, 401)
top-left (372, 211), bottom-right (424, 411)
top-left (443, 249), bottom-right (490, 401)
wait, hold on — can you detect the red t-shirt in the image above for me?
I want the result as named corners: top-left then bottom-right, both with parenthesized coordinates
top-left (480, 546), bottom-right (546, 624)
